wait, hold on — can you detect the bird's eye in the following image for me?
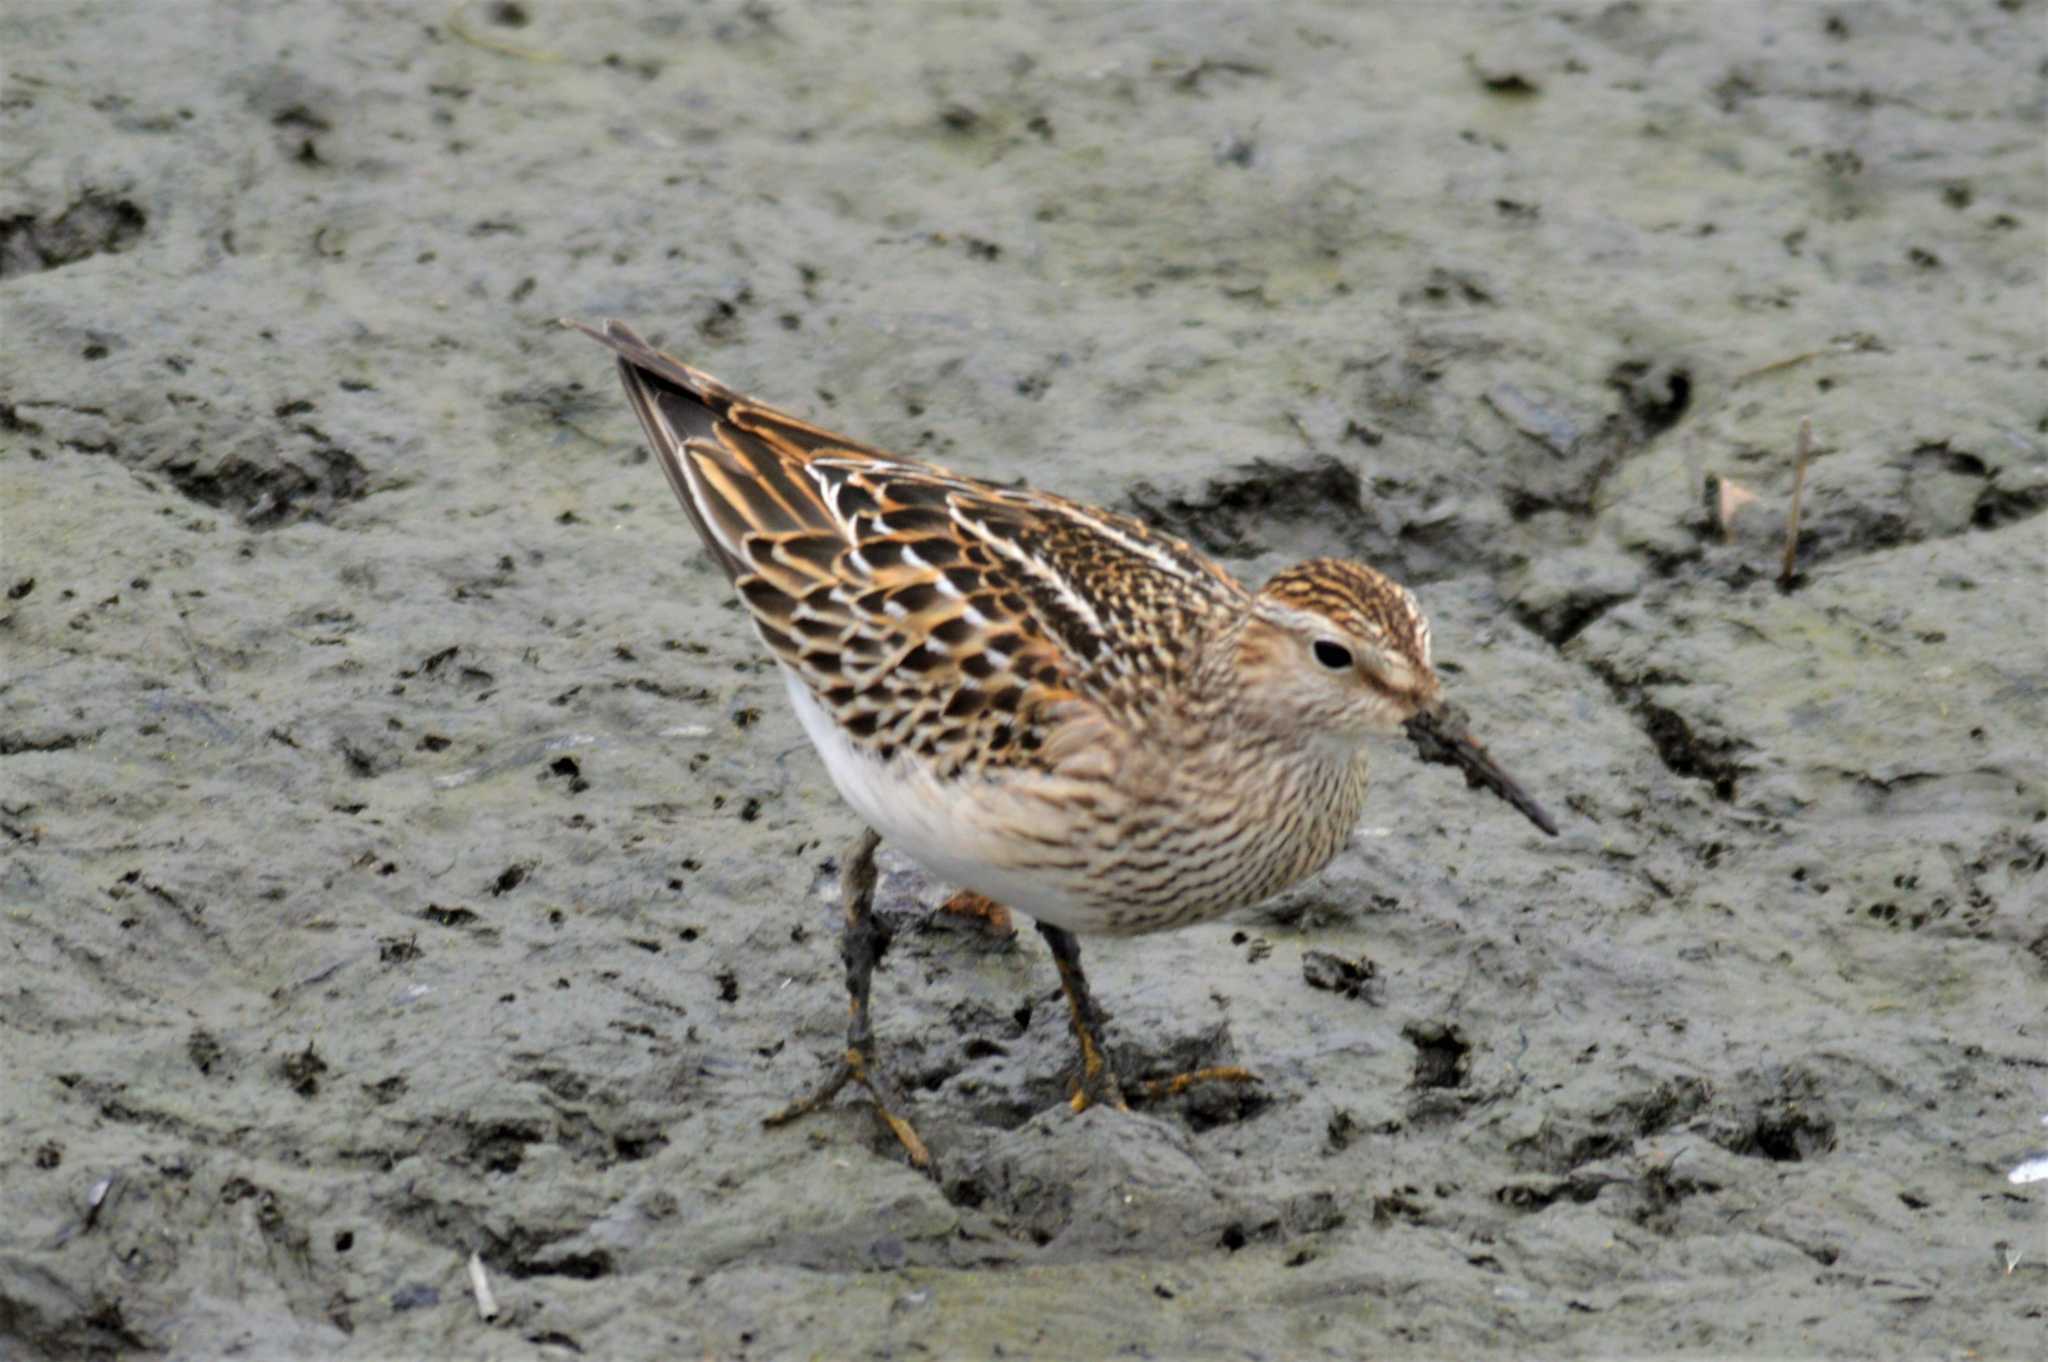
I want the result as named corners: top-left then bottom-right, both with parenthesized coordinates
top-left (1312, 639), bottom-right (1354, 670)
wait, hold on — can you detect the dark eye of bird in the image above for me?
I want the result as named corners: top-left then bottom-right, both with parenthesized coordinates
top-left (1312, 639), bottom-right (1353, 670)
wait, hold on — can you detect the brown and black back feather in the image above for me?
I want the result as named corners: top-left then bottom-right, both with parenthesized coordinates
top-left (565, 319), bottom-right (1247, 772)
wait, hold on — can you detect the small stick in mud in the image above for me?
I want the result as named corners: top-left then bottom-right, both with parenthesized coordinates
top-left (1779, 416), bottom-right (1812, 589)
top-left (1733, 348), bottom-right (1826, 384)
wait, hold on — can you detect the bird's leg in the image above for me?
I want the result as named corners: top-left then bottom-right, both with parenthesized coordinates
top-left (1036, 921), bottom-right (1258, 1111)
top-left (1131, 1063), bottom-right (1259, 1104)
top-left (1036, 922), bottom-right (1130, 1112)
top-left (764, 827), bottom-right (938, 1178)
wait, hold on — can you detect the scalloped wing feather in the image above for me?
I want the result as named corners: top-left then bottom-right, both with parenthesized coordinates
top-left (572, 321), bottom-right (1247, 772)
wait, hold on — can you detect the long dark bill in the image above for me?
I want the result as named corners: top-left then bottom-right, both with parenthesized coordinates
top-left (1403, 702), bottom-right (1559, 837)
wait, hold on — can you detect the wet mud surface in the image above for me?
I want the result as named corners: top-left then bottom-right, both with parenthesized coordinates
top-left (3, 2), bottom-right (2044, 1357)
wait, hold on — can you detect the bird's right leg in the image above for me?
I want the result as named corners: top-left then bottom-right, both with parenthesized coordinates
top-left (764, 827), bottom-right (938, 1178)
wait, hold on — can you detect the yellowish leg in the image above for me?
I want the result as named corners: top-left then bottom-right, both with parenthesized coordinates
top-left (1036, 921), bottom-right (1261, 1112)
top-left (1037, 921), bottom-right (1129, 1112)
top-left (1135, 1066), bottom-right (1259, 1102)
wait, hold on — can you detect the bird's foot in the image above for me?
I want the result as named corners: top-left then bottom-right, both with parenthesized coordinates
top-left (1064, 1022), bottom-right (1131, 1113)
top-left (765, 1043), bottom-right (940, 1180)
top-left (1132, 1065), bottom-right (1261, 1104)
top-left (936, 888), bottom-right (1016, 939)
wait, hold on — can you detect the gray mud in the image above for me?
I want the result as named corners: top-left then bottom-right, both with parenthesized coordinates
top-left (3, 2), bottom-right (2044, 1357)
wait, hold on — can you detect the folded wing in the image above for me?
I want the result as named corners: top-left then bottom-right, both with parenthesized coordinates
top-left (570, 320), bottom-right (1245, 773)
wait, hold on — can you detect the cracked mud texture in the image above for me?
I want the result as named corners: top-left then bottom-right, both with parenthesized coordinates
top-left (2, 1), bottom-right (2044, 1358)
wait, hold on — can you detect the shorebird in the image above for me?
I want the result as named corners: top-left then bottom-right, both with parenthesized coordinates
top-left (566, 319), bottom-right (1556, 1176)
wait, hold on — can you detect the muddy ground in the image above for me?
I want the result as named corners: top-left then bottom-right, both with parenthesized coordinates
top-left (3, 1), bottom-right (2044, 1357)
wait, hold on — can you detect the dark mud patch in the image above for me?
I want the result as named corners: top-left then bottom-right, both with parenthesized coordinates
top-left (1125, 450), bottom-right (1511, 589)
top-left (0, 191), bottom-right (147, 279)
top-left (19, 384), bottom-right (375, 528)
top-left (1126, 454), bottom-right (1366, 561)
top-left (1495, 358), bottom-right (1695, 524)
top-left (1586, 655), bottom-right (1748, 801)
top-left (0, 1285), bottom-right (153, 1361)
top-left (1787, 438), bottom-right (2048, 569)
top-left (1701, 1067), bottom-right (1842, 1165)
top-left (1509, 1074), bottom-right (1715, 1174)
top-left (160, 442), bottom-right (370, 528)
top-left (1300, 948), bottom-right (1378, 1002)
top-left (1402, 1020), bottom-right (1470, 1091)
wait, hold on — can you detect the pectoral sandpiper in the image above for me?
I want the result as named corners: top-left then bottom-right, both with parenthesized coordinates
top-left (567, 319), bottom-right (1556, 1177)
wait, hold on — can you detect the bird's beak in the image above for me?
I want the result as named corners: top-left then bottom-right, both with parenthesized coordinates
top-left (1403, 701), bottom-right (1559, 836)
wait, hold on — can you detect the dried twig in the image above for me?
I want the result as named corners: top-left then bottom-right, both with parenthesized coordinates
top-left (1734, 350), bottom-right (1824, 384)
top-left (1779, 417), bottom-right (1812, 588)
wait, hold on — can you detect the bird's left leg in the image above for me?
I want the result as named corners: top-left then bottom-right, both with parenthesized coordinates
top-left (1035, 921), bottom-right (1129, 1112)
top-left (1036, 922), bottom-right (1260, 1111)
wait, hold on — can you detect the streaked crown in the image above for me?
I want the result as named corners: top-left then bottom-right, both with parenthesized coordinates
top-left (1230, 557), bottom-right (1439, 742)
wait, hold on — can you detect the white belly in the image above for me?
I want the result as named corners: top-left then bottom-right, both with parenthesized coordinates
top-left (781, 668), bottom-right (1107, 929)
